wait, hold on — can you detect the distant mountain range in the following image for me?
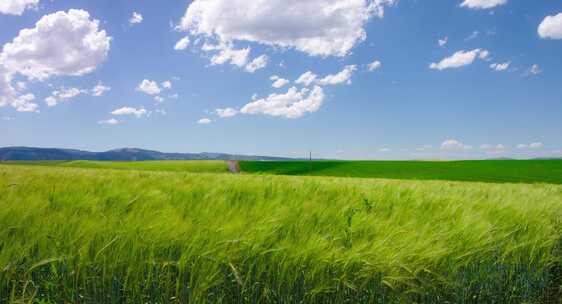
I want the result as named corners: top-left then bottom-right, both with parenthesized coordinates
top-left (0, 147), bottom-right (296, 161)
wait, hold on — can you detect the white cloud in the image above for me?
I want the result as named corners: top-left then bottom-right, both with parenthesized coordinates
top-left (518, 142), bottom-right (544, 149)
top-left (0, 0), bottom-right (38, 15)
top-left (438, 36), bottom-right (448, 47)
top-left (241, 86), bottom-right (325, 119)
top-left (367, 60), bottom-right (381, 71)
top-left (270, 75), bottom-right (289, 88)
top-left (0, 67), bottom-right (38, 112)
top-left (529, 64), bottom-right (542, 75)
top-left (460, 0), bottom-right (507, 10)
top-left (111, 106), bottom-right (147, 118)
top-left (174, 36), bottom-right (190, 50)
top-left (0, 9), bottom-right (111, 81)
top-left (245, 55), bottom-right (268, 73)
top-left (440, 139), bottom-right (473, 150)
top-left (11, 93), bottom-right (37, 112)
top-left (136, 79), bottom-right (161, 95)
top-left (203, 42), bottom-right (250, 67)
top-left (480, 144), bottom-right (492, 149)
top-left (177, 0), bottom-right (396, 57)
top-left (92, 83), bottom-right (110, 96)
top-left (154, 96), bottom-right (164, 103)
top-left (538, 13), bottom-right (562, 39)
top-left (295, 71), bottom-right (317, 87)
top-left (98, 118), bottom-right (120, 125)
top-left (430, 49), bottom-right (489, 70)
top-left (495, 144), bottom-right (506, 150)
top-left (490, 62), bottom-right (510, 71)
top-left (379, 148), bottom-right (391, 152)
top-left (317, 65), bottom-right (357, 86)
top-left (197, 118), bottom-right (212, 124)
top-left (45, 87), bottom-right (86, 107)
top-left (478, 50), bottom-right (490, 60)
top-left (215, 107), bottom-right (238, 118)
top-left (129, 11), bottom-right (143, 24)
top-left (161, 80), bottom-right (172, 89)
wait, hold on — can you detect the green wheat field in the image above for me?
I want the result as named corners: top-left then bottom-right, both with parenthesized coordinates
top-left (0, 160), bottom-right (561, 303)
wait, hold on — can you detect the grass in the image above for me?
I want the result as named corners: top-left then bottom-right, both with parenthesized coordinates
top-left (0, 164), bottom-right (561, 303)
top-left (239, 160), bottom-right (562, 184)
top-left (2, 160), bottom-right (229, 173)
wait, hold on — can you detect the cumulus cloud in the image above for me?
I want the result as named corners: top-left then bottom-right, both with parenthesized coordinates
top-left (197, 118), bottom-right (212, 124)
top-left (438, 36), bottom-right (448, 47)
top-left (367, 60), bottom-right (381, 71)
top-left (0, 0), bottom-right (38, 15)
top-left (0, 67), bottom-right (38, 112)
top-left (136, 79), bottom-right (161, 95)
top-left (111, 106), bottom-right (147, 118)
top-left (203, 42), bottom-right (250, 67)
top-left (154, 96), bottom-right (164, 103)
top-left (215, 107), bottom-right (238, 118)
top-left (430, 49), bottom-right (489, 70)
top-left (174, 36), bottom-right (190, 50)
top-left (0, 9), bottom-right (111, 81)
top-left (129, 11), bottom-right (143, 24)
top-left (92, 83), bottom-right (110, 96)
top-left (10, 93), bottom-right (37, 112)
top-left (441, 139), bottom-right (473, 150)
top-left (538, 13), bottom-right (562, 39)
top-left (517, 142), bottom-right (544, 149)
top-left (45, 87), bottom-right (86, 107)
top-left (295, 71), bottom-right (317, 87)
top-left (317, 65), bottom-right (357, 85)
top-left (241, 86), bottom-right (325, 119)
top-left (270, 75), bottom-right (289, 88)
top-left (490, 62), bottom-right (510, 71)
top-left (177, 0), bottom-right (396, 57)
top-left (460, 0), bottom-right (507, 10)
top-left (245, 55), bottom-right (268, 73)
top-left (98, 118), bottom-right (120, 125)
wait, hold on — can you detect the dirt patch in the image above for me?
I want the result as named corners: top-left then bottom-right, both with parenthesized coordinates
top-left (226, 160), bottom-right (240, 173)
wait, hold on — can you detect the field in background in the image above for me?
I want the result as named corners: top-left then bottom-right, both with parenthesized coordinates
top-left (3, 160), bottom-right (229, 173)
top-left (0, 164), bottom-right (561, 303)
top-left (240, 160), bottom-right (562, 184)
top-left (4, 159), bottom-right (562, 184)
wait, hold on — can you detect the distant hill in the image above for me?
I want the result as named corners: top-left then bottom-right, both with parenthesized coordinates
top-left (0, 147), bottom-right (295, 161)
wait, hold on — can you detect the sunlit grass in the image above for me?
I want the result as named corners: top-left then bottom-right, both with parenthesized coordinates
top-left (0, 164), bottom-right (560, 303)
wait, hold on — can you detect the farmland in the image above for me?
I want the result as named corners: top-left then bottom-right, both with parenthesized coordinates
top-left (0, 162), bottom-right (561, 303)
top-left (240, 160), bottom-right (562, 184)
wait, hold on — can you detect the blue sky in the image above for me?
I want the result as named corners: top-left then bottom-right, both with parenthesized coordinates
top-left (0, 0), bottom-right (561, 160)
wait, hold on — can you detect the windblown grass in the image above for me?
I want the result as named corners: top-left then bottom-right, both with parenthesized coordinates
top-left (0, 164), bottom-right (561, 303)
top-left (240, 160), bottom-right (562, 184)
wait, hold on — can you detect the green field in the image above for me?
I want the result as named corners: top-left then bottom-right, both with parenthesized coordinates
top-left (240, 160), bottom-right (562, 184)
top-left (0, 163), bottom-right (561, 303)
top-left (3, 160), bottom-right (229, 173)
